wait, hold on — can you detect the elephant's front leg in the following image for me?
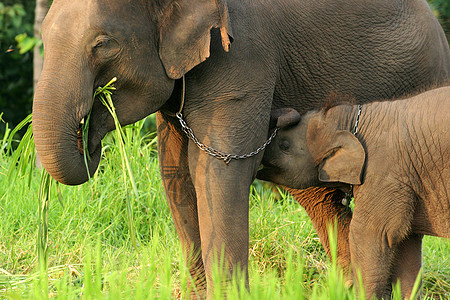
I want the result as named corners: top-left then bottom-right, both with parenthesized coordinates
top-left (391, 233), bottom-right (423, 298)
top-left (349, 218), bottom-right (397, 299)
top-left (287, 187), bottom-right (352, 281)
top-left (186, 123), bottom-right (266, 297)
top-left (156, 112), bottom-right (206, 298)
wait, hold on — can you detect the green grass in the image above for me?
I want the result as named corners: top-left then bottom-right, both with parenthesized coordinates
top-left (0, 114), bottom-right (449, 299)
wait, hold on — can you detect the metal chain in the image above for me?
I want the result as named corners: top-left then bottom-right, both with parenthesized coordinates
top-left (344, 104), bottom-right (363, 206)
top-left (352, 104), bottom-right (362, 135)
top-left (176, 112), bottom-right (279, 165)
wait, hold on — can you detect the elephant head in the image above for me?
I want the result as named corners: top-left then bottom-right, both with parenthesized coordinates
top-left (257, 108), bottom-right (366, 190)
top-left (33, 0), bottom-right (233, 185)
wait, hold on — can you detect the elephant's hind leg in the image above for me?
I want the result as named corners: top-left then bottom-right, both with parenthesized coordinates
top-left (157, 112), bottom-right (206, 298)
top-left (287, 187), bottom-right (353, 281)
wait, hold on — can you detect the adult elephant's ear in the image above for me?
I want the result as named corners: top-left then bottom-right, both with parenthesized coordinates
top-left (307, 119), bottom-right (365, 185)
top-left (158, 0), bottom-right (233, 79)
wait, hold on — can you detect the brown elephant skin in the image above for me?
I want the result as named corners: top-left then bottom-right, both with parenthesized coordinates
top-left (32, 0), bottom-right (449, 298)
top-left (258, 86), bottom-right (450, 299)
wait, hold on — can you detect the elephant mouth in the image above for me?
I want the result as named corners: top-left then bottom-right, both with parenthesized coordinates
top-left (76, 87), bottom-right (111, 158)
top-left (76, 111), bottom-right (105, 159)
top-left (77, 116), bottom-right (87, 155)
top-left (256, 162), bottom-right (279, 181)
top-left (75, 95), bottom-right (111, 163)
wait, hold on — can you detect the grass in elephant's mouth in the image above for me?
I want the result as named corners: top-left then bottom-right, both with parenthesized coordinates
top-left (79, 77), bottom-right (117, 179)
top-left (78, 76), bottom-right (140, 249)
top-left (77, 115), bottom-right (89, 156)
top-left (94, 76), bottom-right (140, 250)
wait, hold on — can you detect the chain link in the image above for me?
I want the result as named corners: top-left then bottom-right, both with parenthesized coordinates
top-left (345, 104), bottom-right (363, 204)
top-left (352, 104), bottom-right (362, 135)
top-left (176, 112), bottom-right (279, 165)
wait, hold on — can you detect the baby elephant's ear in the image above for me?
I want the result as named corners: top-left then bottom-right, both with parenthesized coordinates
top-left (317, 131), bottom-right (365, 185)
top-left (270, 108), bottom-right (301, 128)
top-left (307, 119), bottom-right (365, 185)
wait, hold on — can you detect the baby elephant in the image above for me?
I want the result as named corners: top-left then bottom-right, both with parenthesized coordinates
top-left (258, 87), bottom-right (449, 299)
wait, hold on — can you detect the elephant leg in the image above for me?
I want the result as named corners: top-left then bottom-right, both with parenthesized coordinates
top-left (287, 187), bottom-right (352, 281)
top-left (185, 118), bottom-right (271, 297)
top-left (391, 234), bottom-right (423, 299)
top-left (157, 112), bottom-right (206, 298)
top-left (349, 216), bottom-right (399, 299)
top-left (188, 151), bottom-right (254, 298)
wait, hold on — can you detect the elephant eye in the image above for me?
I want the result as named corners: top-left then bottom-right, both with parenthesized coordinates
top-left (90, 35), bottom-right (120, 61)
top-left (279, 139), bottom-right (290, 151)
top-left (94, 41), bottom-right (105, 48)
top-left (93, 37), bottom-right (110, 49)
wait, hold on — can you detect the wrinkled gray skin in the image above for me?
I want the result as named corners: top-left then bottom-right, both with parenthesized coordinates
top-left (258, 87), bottom-right (450, 299)
top-left (33, 0), bottom-right (449, 297)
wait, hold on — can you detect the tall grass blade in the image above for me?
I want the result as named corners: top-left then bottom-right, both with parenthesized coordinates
top-left (409, 269), bottom-right (423, 300)
top-left (5, 115), bottom-right (34, 181)
top-left (326, 220), bottom-right (348, 300)
top-left (37, 169), bottom-right (51, 271)
top-left (80, 77), bottom-right (118, 179)
top-left (0, 119), bottom-right (11, 154)
top-left (5, 114), bottom-right (32, 156)
top-left (1, 116), bottom-right (35, 201)
top-left (392, 279), bottom-right (402, 300)
top-left (2, 113), bottom-right (54, 296)
top-left (81, 110), bottom-right (92, 180)
top-left (355, 269), bottom-right (366, 300)
top-left (96, 77), bottom-right (140, 250)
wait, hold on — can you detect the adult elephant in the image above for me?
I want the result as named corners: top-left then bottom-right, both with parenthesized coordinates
top-left (33, 0), bottom-right (449, 297)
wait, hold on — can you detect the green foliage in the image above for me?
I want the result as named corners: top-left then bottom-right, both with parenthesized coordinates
top-left (15, 32), bottom-right (42, 55)
top-left (428, 0), bottom-right (450, 20)
top-left (1, 113), bottom-right (449, 298)
top-left (428, 0), bottom-right (450, 38)
top-left (0, 1), bottom-right (35, 136)
top-left (95, 77), bottom-right (140, 250)
top-left (0, 3), bottom-right (27, 49)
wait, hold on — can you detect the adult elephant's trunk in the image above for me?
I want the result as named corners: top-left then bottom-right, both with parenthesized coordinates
top-left (33, 69), bottom-right (101, 185)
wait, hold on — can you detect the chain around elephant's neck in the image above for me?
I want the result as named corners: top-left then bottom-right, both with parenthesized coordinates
top-left (352, 104), bottom-right (362, 135)
top-left (174, 76), bottom-right (279, 165)
top-left (343, 104), bottom-right (363, 206)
